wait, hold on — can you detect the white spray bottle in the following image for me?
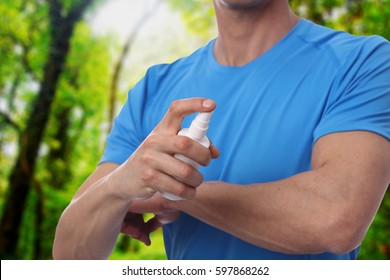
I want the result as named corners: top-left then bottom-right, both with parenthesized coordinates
top-left (161, 112), bottom-right (213, 201)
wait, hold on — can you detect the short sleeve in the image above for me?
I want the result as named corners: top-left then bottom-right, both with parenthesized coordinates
top-left (313, 36), bottom-right (390, 142)
top-left (100, 77), bottom-right (147, 165)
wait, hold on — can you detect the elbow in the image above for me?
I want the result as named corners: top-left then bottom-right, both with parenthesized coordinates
top-left (52, 217), bottom-right (80, 260)
top-left (52, 227), bottom-right (73, 260)
top-left (52, 242), bottom-right (65, 260)
top-left (52, 228), bottom-right (92, 260)
top-left (52, 208), bottom-right (88, 259)
top-left (320, 206), bottom-right (366, 255)
top-left (323, 234), bottom-right (361, 255)
top-left (52, 222), bottom-right (111, 260)
top-left (52, 233), bottom-right (89, 260)
top-left (52, 237), bottom-right (67, 260)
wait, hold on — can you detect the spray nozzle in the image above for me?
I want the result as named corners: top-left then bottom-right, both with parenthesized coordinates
top-left (188, 111), bottom-right (213, 141)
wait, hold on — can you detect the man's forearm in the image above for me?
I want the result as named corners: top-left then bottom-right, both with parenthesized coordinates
top-left (171, 168), bottom-right (368, 255)
top-left (53, 175), bottom-right (130, 259)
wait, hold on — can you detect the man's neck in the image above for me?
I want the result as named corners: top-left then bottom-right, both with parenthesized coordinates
top-left (213, 0), bottom-right (299, 66)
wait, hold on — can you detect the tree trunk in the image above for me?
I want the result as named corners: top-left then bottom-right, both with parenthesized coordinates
top-left (107, 0), bottom-right (160, 134)
top-left (0, 0), bottom-right (93, 258)
top-left (47, 106), bottom-right (72, 190)
top-left (32, 179), bottom-right (44, 260)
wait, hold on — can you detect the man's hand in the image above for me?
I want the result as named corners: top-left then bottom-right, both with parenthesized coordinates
top-left (107, 98), bottom-right (220, 201)
top-left (121, 194), bottom-right (181, 246)
top-left (120, 212), bottom-right (162, 246)
top-left (128, 193), bottom-right (181, 224)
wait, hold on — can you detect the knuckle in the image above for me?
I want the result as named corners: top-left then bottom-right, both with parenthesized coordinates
top-left (194, 172), bottom-right (204, 187)
top-left (143, 135), bottom-right (160, 149)
top-left (174, 183), bottom-right (191, 197)
top-left (169, 100), bottom-right (181, 114)
top-left (174, 136), bottom-right (192, 152)
top-left (178, 164), bottom-right (193, 180)
top-left (175, 183), bottom-right (196, 200)
top-left (140, 168), bottom-right (156, 183)
top-left (139, 152), bottom-right (154, 165)
top-left (200, 151), bottom-right (211, 166)
top-left (144, 186), bottom-right (156, 196)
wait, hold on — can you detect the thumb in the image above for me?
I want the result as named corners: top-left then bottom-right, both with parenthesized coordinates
top-left (156, 98), bottom-right (216, 135)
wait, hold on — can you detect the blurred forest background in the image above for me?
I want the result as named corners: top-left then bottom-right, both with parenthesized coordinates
top-left (0, 0), bottom-right (389, 260)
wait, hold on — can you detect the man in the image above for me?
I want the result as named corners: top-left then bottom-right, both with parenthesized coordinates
top-left (53, 0), bottom-right (390, 259)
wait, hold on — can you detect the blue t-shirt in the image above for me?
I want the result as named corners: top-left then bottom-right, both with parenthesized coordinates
top-left (101, 19), bottom-right (390, 259)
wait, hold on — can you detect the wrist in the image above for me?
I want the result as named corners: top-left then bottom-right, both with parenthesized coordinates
top-left (105, 168), bottom-right (133, 204)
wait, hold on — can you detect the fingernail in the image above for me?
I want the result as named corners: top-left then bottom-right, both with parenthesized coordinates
top-left (202, 99), bottom-right (214, 109)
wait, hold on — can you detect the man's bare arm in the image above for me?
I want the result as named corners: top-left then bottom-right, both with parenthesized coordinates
top-left (169, 131), bottom-right (390, 254)
top-left (52, 162), bottom-right (128, 259)
top-left (52, 98), bottom-right (218, 259)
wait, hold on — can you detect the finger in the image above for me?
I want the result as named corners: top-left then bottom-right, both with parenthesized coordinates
top-left (121, 213), bottom-right (150, 245)
top-left (142, 217), bottom-right (162, 246)
top-left (145, 216), bottom-right (162, 233)
top-left (122, 212), bottom-right (144, 225)
top-left (172, 135), bottom-right (212, 167)
top-left (121, 223), bottom-right (147, 243)
top-left (140, 145), bottom-right (204, 188)
top-left (140, 165), bottom-right (197, 200)
top-left (153, 153), bottom-right (204, 187)
top-left (209, 141), bottom-right (220, 159)
top-left (144, 134), bottom-right (212, 167)
top-left (156, 174), bottom-right (197, 200)
top-left (157, 98), bottom-right (216, 134)
top-left (121, 220), bottom-right (157, 246)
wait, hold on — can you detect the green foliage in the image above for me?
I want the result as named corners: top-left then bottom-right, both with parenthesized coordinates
top-left (31, 22), bottom-right (112, 259)
top-left (359, 190), bottom-right (390, 259)
top-left (167, 0), bottom-right (216, 39)
top-left (0, 0), bottom-right (112, 259)
top-left (0, 0), bottom-right (49, 205)
top-left (0, 0), bottom-right (49, 107)
top-left (291, 0), bottom-right (390, 40)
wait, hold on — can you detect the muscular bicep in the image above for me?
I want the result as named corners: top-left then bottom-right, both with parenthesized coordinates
top-left (311, 131), bottom-right (390, 222)
top-left (73, 162), bottom-right (119, 200)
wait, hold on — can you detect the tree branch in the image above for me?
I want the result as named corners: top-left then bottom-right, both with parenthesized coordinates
top-left (107, 0), bottom-right (160, 133)
top-left (0, 111), bottom-right (21, 132)
top-left (67, 0), bottom-right (95, 22)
